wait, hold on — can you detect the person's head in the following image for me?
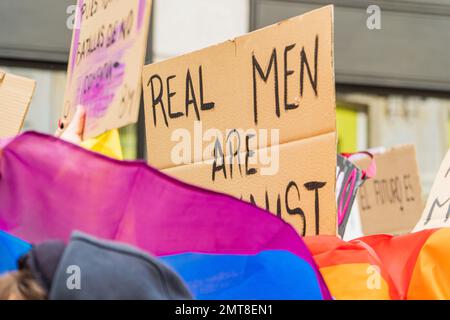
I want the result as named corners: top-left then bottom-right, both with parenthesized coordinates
top-left (0, 231), bottom-right (193, 300)
top-left (1, 238), bottom-right (68, 300)
top-left (0, 269), bottom-right (47, 300)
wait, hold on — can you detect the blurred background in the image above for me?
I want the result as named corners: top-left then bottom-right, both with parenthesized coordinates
top-left (0, 0), bottom-right (449, 194)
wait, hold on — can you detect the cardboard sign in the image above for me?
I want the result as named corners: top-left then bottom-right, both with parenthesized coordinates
top-left (414, 150), bottom-right (450, 231)
top-left (0, 71), bottom-right (36, 138)
top-left (142, 6), bottom-right (336, 236)
top-left (336, 155), bottom-right (366, 237)
top-left (63, 0), bottom-right (152, 139)
top-left (353, 145), bottom-right (423, 236)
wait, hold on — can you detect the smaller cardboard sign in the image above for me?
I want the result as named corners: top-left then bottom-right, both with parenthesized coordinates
top-left (63, 0), bottom-right (152, 139)
top-left (0, 71), bottom-right (36, 138)
top-left (336, 155), bottom-right (366, 237)
top-left (414, 150), bottom-right (450, 231)
top-left (353, 145), bottom-right (423, 236)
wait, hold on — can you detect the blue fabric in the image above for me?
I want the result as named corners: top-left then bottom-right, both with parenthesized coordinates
top-left (0, 231), bottom-right (31, 274)
top-left (161, 250), bottom-right (323, 300)
top-left (0, 231), bottom-right (323, 300)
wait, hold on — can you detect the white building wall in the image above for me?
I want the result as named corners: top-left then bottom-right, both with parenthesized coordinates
top-left (152, 0), bottom-right (250, 61)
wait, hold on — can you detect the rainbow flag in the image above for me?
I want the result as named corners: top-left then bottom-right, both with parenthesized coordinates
top-left (0, 132), bottom-right (330, 300)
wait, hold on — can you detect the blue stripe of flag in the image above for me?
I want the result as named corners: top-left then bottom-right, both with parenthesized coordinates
top-left (161, 250), bottom-right (323, 300)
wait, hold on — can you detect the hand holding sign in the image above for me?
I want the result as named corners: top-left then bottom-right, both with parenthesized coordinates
top-left (63, 0), bottom-right (152, 139)
top-left (55, 105), bottom-right (87, 145)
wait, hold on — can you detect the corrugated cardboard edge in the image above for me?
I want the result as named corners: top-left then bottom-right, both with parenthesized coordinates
top-left (0, 70), bottom-right (37, 135)
top-left (17, 75), bottom-right (36, 134)
top-left (13, 73), bottom-right (36, 134)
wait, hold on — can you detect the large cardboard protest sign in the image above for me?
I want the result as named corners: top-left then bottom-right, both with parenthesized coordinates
top-left (353, 145), bottom-right (423, 236)
top-left (0, 71), bottom-right (36, 138)
top-left (142, 6), bottom-right (336, 236)
top-left (63, 0), bottom-right (152, 139)
top-left (414, 150), bottom-right (450, 231)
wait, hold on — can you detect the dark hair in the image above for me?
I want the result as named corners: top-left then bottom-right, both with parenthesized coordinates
top-left (0, 269), bottom-right (47, 300)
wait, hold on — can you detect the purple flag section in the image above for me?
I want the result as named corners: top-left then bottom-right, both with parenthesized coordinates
top-left (0, 132), bottom-right (331, 299)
